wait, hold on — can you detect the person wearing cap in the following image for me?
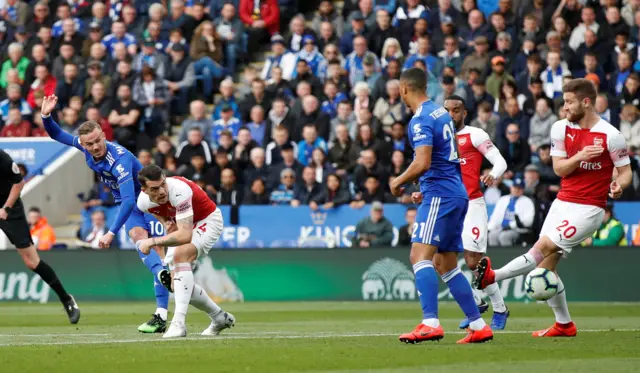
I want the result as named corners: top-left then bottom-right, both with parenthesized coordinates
top-left (133, 38), bottom-right (168, 78)
top-left (486, 55), bottom-right (515, 99)
top-left (487, 175), bottom-right (535, 247)
top-left (212, 104), bottom-right (242, 145)
top-left (294, 34), bottom-right (326, 77)
top-left (339, 10), bottom-right (370, 56)
top-left (461, 35), bottom-right (490, 79)
top-left (523, 164), bottom-right (553, 208)
top-left (352, 201), bottom-right (394, 248)
top-left (261, 34), bottom-right (296, 81)
top-left (434, 75), bottom-right (466, 106)
top-left (353, 53), bottom-right (381, 92)
top-left (216, 3), bottom-right (245, 75)
top-left (582, 204), bottom-right (628, 247)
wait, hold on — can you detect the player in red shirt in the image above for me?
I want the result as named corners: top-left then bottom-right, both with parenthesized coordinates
top-left (443, 95), bottom-right (509, 330)
top-left (475, 79), bottom-right (632, 337)
top-left (136, 165), bottom-right (235, 338)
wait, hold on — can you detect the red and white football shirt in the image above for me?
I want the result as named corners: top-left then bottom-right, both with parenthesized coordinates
top-left (457, 126), bottom-right (500, 200)
top-left (137, 176), bottom-right (217, 223)
top-left (550, 119), bottom-right (630, 209)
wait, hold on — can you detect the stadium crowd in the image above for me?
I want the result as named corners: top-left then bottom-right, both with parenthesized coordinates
top-left (1, 0), bottom-right (640, 247)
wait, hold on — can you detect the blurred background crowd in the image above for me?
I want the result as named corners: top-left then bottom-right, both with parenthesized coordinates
top-left (1, 0), bottom-right (640, 248)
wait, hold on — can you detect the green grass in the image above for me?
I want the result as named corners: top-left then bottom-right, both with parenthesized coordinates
top-left (0, 302), bottom-right (639, 373)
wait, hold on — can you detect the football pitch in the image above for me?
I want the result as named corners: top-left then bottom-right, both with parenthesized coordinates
top-left (0, 302), bottom-right (639, 373)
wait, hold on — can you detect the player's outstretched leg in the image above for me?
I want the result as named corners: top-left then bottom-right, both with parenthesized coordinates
top-left (533, 276), bottom-right (576, 338)
top-left (136, 247), bottom-right (169, 333)
top-left (399, 244), bottom-right (444, 344)
top-left (18, 246), bottom-right (80, 324)
top-left (474, 246), bottom-right (546, 290)
top-left (190, 284), bottom-right (235, 336)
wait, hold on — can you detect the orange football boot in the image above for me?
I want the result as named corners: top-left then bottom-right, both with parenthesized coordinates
top-left (532, 322), bottom-right (577, 338)
top-left (399, 324), bottom-right (445, 344)
top-left (457, 325), bottom-right (494, 344)
top-left (474, 257), bottom-right (496, 290)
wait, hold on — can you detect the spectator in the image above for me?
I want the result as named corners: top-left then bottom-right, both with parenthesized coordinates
top-left (54, 63), bottom-right (84, 109)
top-left (243, 147), bottom-right (269, 186)
top-left (270, 168), bottom-right (296, 205)
top-left (619, 73), bottom-right (640, 110)
top-left (84, 59), bottom-right (112, 100)
top-left (239, 0), bottom-right (280, 56)
top-left (122, 5), bottom-right (144, 38)
top-left (26, 2), bottom-right (53, 35)
top-left (285, 14), bottom-right (313, 53)
top-left (461, 35), bottom-right (490, 79)
top-left (215, 168), bottom-right (243, 206)
top-left (435, 75), bottom-right (466, 106)
top-left (109, 60), bottom-right (136, 99)
top-left (344, 35), bottom-right (380, 87)
top-left (265, 125), bottom-right (297, 166)
top-left (102, 20), bottom-right (137, 56)
top-left (310, 173), bottom-right (351, 210)
top-left (292, 166), bottom-right (322, 206)
top-left (321, 80), bottom-right (347, 119)
top-left (246, 105), bottom-right (272, 147)
top-left (582, 204), bottom-right (627, 247)
top-left (378, 38), bottom-right (404, 74)
top-left (610, 51), bottom-right (634, 97)
top-left (354, 54), bottom-right (382, 93)
top-left (435, 35), bottom-right (462, 75)
top-left (268, 142), bottom-right (303, 190)
top-left (243, 178), bottom-right (270, 205)
top-left (297, 124), bottom-right (328, 166)
top-left (596, 94), bottom-right (611, 123)
top-left (389, 122), bottom-right (412, 159)
top-left (312, 1), bottom-right (344, 39)
top-left (176, 127), bottom-right (213, 166)
top-left (265, 65), bottom-right (295, 101)
top-left (369, 10), bottom-right (399, 58)
top-left (80, 210), bottom-right (108, 249)
top-left (330, 100), bottom-right (357, 142)
top-left (397, 206), bottom-right (417, 247)
top-left (522, 77), bottom-right (546, 117)
top-left (154, 135), bottom-right (176, 168)
top-left (26, 64), bottom-right (56, 109)
top-left (402, 17), bottom-right (429, 56)
top-left (213, 79), bottom-right (241, 120)
top-left (392, 0), bottom-right (427, 37)
top-left (620, 104), bottom-right (640, 149)
top-left (351, 175), bottom-right (394, 208)
top-left (108, 84), bottom-right (141, 152)
top-left (496, 97), bottom-right (530, 147)
top-left (86, 107), bottom-right (114, 142)
top-left (295, 35), bottom-right (325, 77)
top-left (486, 56), bottom-right (515, 99)
top-left (91, 2), bottom-right (112, 35)
top-left (490, 31), bottom-right (516, 73)
top-left (328, 123), bottom-right (360, 176)
top-left (353, 149), bottom-right (387, 192)
top-left (262, 35), bottom-right (295, 82)
top-left (487, 176), bottom-right (535, 247)
top-left (240, 78), bottom-right (273, 123)
top-left (216, 3), bottom-right (245, 75)
top-left (569, 6), bottom-right (599, 51)
top-left (232, 127), bottom-right (258, 170)
top-left (213, 105), bottom-right (242, 145)
top-left (528, 97), bottom-right (557, 152)
top-left (499, 123), bottom-right (531, 176)
top-left (83, 81), bottom-right (111, 119)
top-left (542, 50), bottom-right (571, 99)
top-left (309, 148), bottom-right (335, 183)
top-left (166, 0), bottom-right (197, 41)
top-left (53, 18), bottom-right (84, 54)
top-left (165, 43), bottom-right (195, 118)
top-left (27, 207), bottom-right (56, 251)
top-left (533, 144), bottom-right (561, 186)
top-left (0, 107), bottom-right (30, 137)
top-left (60, 107), bottom-right (81, 134)
top-left (190, 21), bottom-right (226, 99)
top-left (523, 164), bottom-right (553, 220)
top-left (180, 154), bottom-right (218, 195)
top-left (138, 150), bottom-right (153, 166)
top-left (133, 65), bottom-right (170, 139)
top-left (317, 22), bottom-right (340, 54)
top-left (356, 124), bottom-right (390, 163)
top-left (0, 83), bottom-right (31, 125)
top-left (403, 35), bottom-right (437, 73)
top-left (51, 43), bottom-right (84, 82)
top-left (389, 150), bottom-right (408, 178)
top-left (340, 11), bottom-right (370, 56)
top-left (469, 101), bottom-right (498, 143)
top-left (352, 201), bottom-right (393, 247)
top-left (180, 100), bottom-right (213, 143)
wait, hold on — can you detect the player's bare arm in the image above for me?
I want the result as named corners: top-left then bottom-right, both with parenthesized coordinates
top-left (152, 214), bottom-right (178, 234)
top-left (390, 146), bottom-right (432, 197)
top-left (552, 145), bottom-right (604, 177)
top-left (138, 215), bottom-right (194, 254)
top-left (0, 179), bottom-right (24, 220)
top-left (610, 165), bottom-right (632, 199)
top-left (41, 95), bottom-right (58, 116)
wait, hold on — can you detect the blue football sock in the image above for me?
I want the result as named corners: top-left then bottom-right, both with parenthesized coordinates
top-left (442, 267), bottom-right (480, 322)
top-left (413, 260), bottom-right (439, 320)
top-left (137, 248), bottom-right (169, 310)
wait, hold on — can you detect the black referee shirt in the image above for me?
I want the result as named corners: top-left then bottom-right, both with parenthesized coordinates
top-left (0, 149), bottom-right (23, 207)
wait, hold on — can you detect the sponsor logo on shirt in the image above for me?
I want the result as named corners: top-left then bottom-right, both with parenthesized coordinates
top-left (579, 161), bottom-right (602, 171)
top-left (115, 164), bottom-right (130, 181)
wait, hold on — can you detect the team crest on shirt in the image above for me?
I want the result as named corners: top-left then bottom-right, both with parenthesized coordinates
top-left (458, 137), bottom-right (467, 146)
top-left (593, 137), bottom-right (603, 147)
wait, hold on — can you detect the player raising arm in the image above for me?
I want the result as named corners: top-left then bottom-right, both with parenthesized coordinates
top-left (40, 95), bottom-right (170, 333)
top-left (475, 79), bottom-right (632, 337)
top-left (443, 95), bottom-right (510, 331)
top-left (136, 165), bottom-right (234, 338)
top-left (390, 68), bottom-right (493, 345)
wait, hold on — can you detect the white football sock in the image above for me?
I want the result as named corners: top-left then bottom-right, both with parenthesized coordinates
top-left (172, 263), bottom-right (194, 324)
top-left (155, 308), bottom-right (168, 321)
top-left (468, 317), bottom-right (487, 331)
top-left (190, 284), bottom-right (222, 320)
top-left (472, 288), bottom-right (484, 306)
top-left (483, 283), bottom-right (506, 313)
top-left (547, 277), bottom-right (572, 324)
top-left (494, 248), bottom-right (544, 282)
top-left (421, 318), bottom-right (440, 328)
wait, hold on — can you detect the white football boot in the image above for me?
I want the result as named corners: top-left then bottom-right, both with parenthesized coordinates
top-left (163, 320), bottom-right (187, 338)
top-left (201, 312), bottom-right (235, 336)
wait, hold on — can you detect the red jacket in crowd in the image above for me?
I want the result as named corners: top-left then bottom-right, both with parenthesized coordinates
top-left (27, 76), bottom-right (57, 109)
top-left (239, 0), bottom-right (280, 35)
top-left (0, 120), bottom-right (31, 137)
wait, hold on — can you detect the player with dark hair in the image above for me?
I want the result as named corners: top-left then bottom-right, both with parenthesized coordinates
top-left (443, 95), bottom-right (510, 330)
top-left (391, 68), bottom-right (493, 344)
top-left (40, 95), bottom-right (170, 333)
top-left (475, 78), bottom-right (633, 337)
top-left (136, 165), bottom-right (234, 338)
top-left (0, 149), bottom-right (80, 323)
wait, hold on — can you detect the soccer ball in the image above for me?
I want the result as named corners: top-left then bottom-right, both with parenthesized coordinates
top-left (524, 268), bottom-right (559, 301)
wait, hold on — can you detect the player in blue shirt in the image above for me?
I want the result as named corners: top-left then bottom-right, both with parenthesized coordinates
top-left (40, 95), bottom-right (169, 333)
top-left (390, 68), bottom-right (494, 344)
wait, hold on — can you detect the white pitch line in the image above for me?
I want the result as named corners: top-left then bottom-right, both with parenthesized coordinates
top-left (0, 333), bottom-right (110, 337)
top-left (0, 329), bottom-right (638, 347)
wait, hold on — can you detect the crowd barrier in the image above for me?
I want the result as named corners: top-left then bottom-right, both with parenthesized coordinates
top-left (0, 248), bottom-right (637, 303)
